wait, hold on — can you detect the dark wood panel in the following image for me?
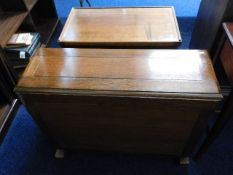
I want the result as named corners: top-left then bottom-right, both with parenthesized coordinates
top-left (223, 23), bottom-right (233, 47)
top-left (31, 0), bottom-right (58, 18)
top-left (0, 51), bottom-right (19, 144)
top-left (0, 50), bottom-right (15, 100)
top-left (220, 39), bottom-right (233, 85)
top-left (18, 93), bottom-right (216, 156)
top-left (0, 0), bottom-right (27, 12)
top-left (36, 18), bottom-right (59, 45)
top-left (190, 0), bottom-right (233, 55)
top-left (195, 22), bottom-right (233, 159)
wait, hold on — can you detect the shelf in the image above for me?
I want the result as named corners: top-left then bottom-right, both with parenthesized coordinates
top-left (24, 0), bottom-right (38, 11)
top-left (0, 12), bottom-right (28, 47)
top-left (0, 0), bottom-right (58, 81)
top-left (0, 0), bottom-right (58, 142)
top-left (35, 18), bottom-right (59, 45)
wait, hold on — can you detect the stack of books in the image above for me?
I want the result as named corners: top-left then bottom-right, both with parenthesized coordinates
top-left (5, 32), bottom-right (40, 64)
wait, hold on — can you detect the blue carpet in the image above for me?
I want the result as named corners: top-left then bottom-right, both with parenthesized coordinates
top-left (54, 0), bottom-right (201, 18)
top-left (1, 1), bottom-right (233, 175)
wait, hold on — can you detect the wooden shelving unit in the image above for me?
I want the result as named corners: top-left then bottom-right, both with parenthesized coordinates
top-left (0, 0), bottom-right (59, 80)
top-left (0, 0), bottom-right (59, 143)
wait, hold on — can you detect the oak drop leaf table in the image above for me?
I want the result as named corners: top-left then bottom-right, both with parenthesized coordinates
top-left (59, 7), bottom-right (182, 48)
top-left (15, 48), bottom-right (222, 162)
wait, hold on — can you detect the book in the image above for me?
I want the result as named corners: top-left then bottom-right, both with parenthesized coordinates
top-left (5, 33), bottom-right (41, 60)
top-left (6, 33), bottom-right (33, 47)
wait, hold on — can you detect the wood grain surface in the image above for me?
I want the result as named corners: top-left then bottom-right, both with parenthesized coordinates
top-left (58, 7), bottom-right (181, 48)
top-left (17, 48), bottom-right (221, 100)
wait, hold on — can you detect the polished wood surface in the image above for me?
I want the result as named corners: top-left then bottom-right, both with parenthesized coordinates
top-left (59, 7), bottom-right (181, 48)
top-left (16, 48), bottom-right (222, 157)
top-left (18, 48), bottom-right (220, 99)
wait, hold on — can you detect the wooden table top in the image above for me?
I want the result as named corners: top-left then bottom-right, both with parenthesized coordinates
top-left (16, 48), bottom-right (221, 100)
top-left (58, 7), bottom-right (182, 48)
